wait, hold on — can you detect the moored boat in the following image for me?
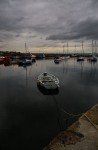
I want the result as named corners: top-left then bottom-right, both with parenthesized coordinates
top-left (88, 56), bottom-right (97, 62)
top-left (37, 72), bottom-right (59, 90)
top-left (88, 40), bottom-right (97, 62)
top-left (54, 56), bottom-right (62, 63)
top-left (3, 57), bottom-right (12, 65)
top-left (0, 56), bottom-right (5, 64)
top-left (18, 59), bottom-right (32, 66)
top-left (77, 57), bottom-right (84, 61)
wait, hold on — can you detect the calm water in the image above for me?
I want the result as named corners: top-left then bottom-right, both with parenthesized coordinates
top-left (0, 58), bottom-right (98, 150)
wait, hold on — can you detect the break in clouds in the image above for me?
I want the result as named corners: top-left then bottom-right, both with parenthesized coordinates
top-left (0, 0), bottom-right (98, 51)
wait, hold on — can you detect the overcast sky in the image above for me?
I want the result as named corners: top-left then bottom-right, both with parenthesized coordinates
top-left (0, 0), bottom-right (98, 52)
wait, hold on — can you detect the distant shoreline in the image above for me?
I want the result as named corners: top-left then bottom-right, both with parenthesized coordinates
top-left (0, 50), bottom-right (97, 58)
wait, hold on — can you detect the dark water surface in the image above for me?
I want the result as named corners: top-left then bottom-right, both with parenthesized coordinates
top-left (0, 58), bottom-right (98, 150)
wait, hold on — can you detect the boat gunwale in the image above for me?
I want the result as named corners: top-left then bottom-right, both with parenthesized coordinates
top-left (37, 72), bottom-right (59, 89)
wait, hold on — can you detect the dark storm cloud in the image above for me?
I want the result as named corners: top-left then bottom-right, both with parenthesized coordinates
top-left (0, 0), bottom-right (9, 5)
top-left (0, 17), bottom-right (25, 32)
top-left (46, 18), bottom-right (98, 41)
top-left (0, 0), bottom-right (98, 49)
top-left (75, 19), bottom-right (98, 40)
top-left (91, 0), bottom-right (98, 6)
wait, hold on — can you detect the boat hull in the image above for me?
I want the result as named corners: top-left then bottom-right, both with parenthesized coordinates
top-left (77, 57), bottom-right (84, 61)
top-left (37, 72), bottom-right (59, 90)
top-left (88, 57), bottom-right (97, 62)
top-left (18, 59), bottom-right (32, 66)
top-left (37, 80), bottom-right (59, 90)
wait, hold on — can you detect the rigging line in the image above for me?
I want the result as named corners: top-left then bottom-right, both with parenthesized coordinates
top-left (61, 108), bottom-right (82, 117)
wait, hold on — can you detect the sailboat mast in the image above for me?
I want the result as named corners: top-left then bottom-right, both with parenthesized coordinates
top-left (82, 40), bottom-right (84, 56)
top-left (74, 45), bottom-right (76, 55)
top-left (95, 41), bottom-right (96, 54)
top-left (67, 41), bottom-right (68, 55)
top-left (25, 42), bottom-right (27, 53)
top-left (92, 40), bottom-right (94, 56)
top-left (63, 45), bottom-right (65, 56)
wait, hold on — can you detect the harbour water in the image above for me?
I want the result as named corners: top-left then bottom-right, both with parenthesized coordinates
top-left (0, 58), bottom-right (98, 150)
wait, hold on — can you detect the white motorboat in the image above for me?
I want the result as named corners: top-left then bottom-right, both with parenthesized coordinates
top-left (37, 72), bottom-right (59, 90)
top-left (77, 57), bottom-right (84, 61)
top-left (65, 56), bottom-right (70, 59)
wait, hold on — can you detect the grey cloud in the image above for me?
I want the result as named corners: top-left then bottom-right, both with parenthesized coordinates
top-left (91, 0), bottom-right (98, 6)
top-left (0, 43), bottom-right (8, 48)
top-left (0, 40), bottom-right (3, 42)
top-left (0, 16), bottom-right (25, 32)
top-left (75, 19), bottom-right (98, 40)
top-left (0, 0), bottom-right (91, 33)
top-left (15, 34), bottom-right (20, 37)
top-left (46, 18), bottom-right (98, 41)
top-left (28, 35), bottom-right (37, 38)
top-left (0, 0), bottom-right (98, 49)
top-left (0, 0), bottom-right (10, 5)
top-left (0, 31), bottom-right (17, 41)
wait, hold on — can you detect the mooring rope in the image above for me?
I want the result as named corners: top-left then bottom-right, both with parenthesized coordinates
top-left (61, 108), bottom-right (82, 117)
top-left (62, 109), bottom-right (98, 130)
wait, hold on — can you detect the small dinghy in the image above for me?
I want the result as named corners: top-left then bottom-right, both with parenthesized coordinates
top-left (37, 72), bottom-right (59, 90)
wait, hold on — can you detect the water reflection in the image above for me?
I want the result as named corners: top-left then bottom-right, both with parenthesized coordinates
top-left (23, 66), bottom-right (30, 87)
top-left (0, 58), bottom-right (98, 150)
top-left (37, 85), bottom-right (59, 95)
top-left (62, 59), bottom-right (69, 74)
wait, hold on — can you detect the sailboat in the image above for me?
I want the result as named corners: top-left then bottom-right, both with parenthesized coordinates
top-left (77, 40), bottom-right (84, 61)
top-left (54, 47), bottom-right (62, 63)
top-left (62, 42), bottom-right (70, 60)
top-left (71, 45), bottom-right (77, 57)
top-left (61, 45), bottom-right (65, 60)
top-left (64, 42), bottom-right (70, 59)
top-left (88, 40), bottom-right (97, 62)
top-left (18, 42), bottom-right (32, 66)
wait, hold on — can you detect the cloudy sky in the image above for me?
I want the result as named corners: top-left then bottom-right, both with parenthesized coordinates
top-left (0, 0), bottom-right (98, 53)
